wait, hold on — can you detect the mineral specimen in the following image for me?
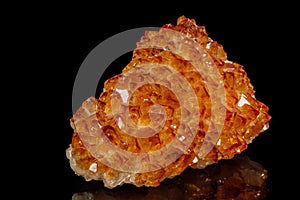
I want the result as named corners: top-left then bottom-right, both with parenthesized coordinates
top-left (66, 15), bottom-right (271, 189)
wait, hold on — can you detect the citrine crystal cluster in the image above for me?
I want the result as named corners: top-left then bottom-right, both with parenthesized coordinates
top-left (66, 16), bottom-right (271, 189)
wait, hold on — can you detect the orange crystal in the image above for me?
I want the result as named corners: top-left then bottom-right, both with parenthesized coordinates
top-left (66, 15), bottom-right (271, 188)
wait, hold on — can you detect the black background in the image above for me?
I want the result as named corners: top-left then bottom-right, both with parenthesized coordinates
top-left (10, 2), bottom-right (296, 200)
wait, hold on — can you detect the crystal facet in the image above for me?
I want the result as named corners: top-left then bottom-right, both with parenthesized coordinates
top-left (66, 16), bottom-right (271, 188)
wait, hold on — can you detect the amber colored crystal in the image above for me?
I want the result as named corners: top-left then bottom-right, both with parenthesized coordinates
top-left (66, 15), bottom-right (271, 189)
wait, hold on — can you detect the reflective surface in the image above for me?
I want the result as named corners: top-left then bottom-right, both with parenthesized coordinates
top-left (71, 154), bottom-right (268, 200)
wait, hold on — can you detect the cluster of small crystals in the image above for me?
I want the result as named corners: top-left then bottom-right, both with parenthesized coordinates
top-left (67, 15), bottom-right (271, 188)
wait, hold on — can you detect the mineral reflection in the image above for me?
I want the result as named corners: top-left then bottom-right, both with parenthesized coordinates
top-left (72, 155), bottom-right (268, 200)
